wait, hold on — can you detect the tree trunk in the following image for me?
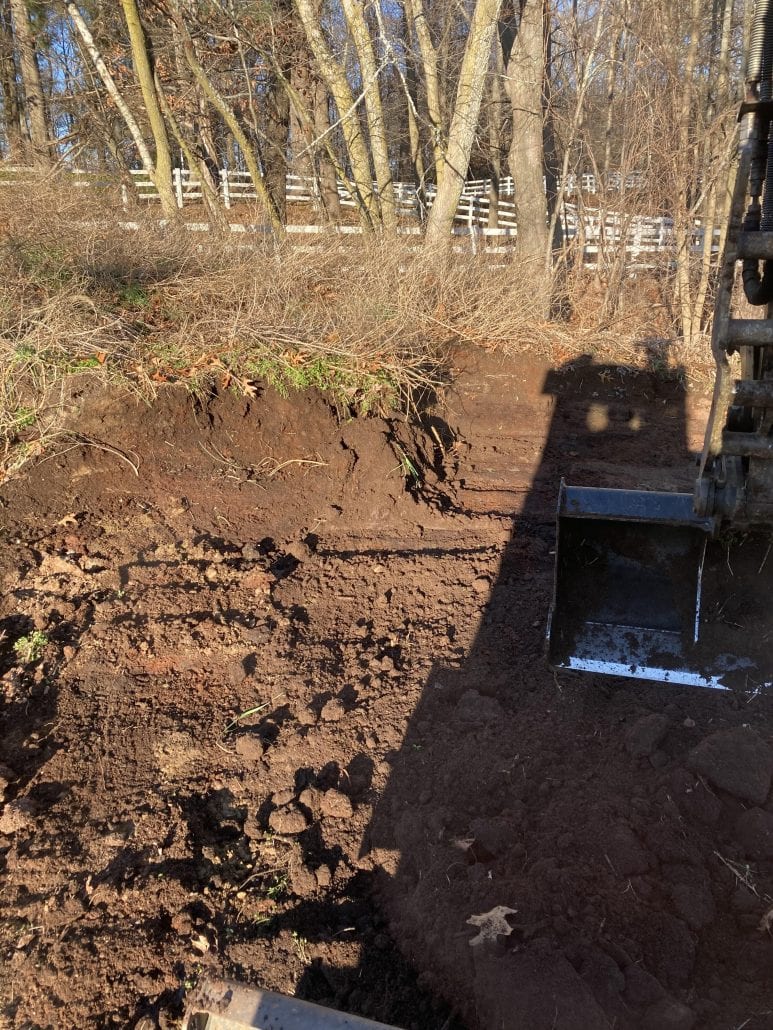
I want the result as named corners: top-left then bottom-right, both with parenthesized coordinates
top-left (487, 48), bottom-right (506, 230)
top-left (65, 1), bottom-right (153, 175)
top-left (403, 0), bottom-right (444, 188)
top-left (673, 0), bottom-right (702, 343)
top-left (341, 0), bottom-right (397, 233)
top-left (545, 2), bottom-right (607, 268)
top-left (8, 0), bottom-right (49, 165)
top-left (281, 58), bottom-right (343, 222)
top-left (153, 68), bottom-right (227, 229)
top-left (312, 79), bottom-right (341, 222)
top-left (264, 61), bottom-right (291, 224)
top-left (119, 0), bottom-right (178, 219)
top-left (503, 0), bottom-right (549, 291)
top-left (168, 5), bottom-right (283, 234)
top-left (0, 0), bottom-right (23, 160)
top-left (425, 0), bottom-right (503, 250)
top-left (691, 0), bottom-right (734, 338)
top-left (294, 0), bottom-right (378, 230)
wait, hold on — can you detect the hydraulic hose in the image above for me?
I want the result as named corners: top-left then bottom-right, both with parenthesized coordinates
top-left (749, 0), bottom-right (773, 92)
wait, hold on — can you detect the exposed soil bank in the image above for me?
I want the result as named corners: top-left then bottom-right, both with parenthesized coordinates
top-left (2, 347), bottom-right (773, 1030)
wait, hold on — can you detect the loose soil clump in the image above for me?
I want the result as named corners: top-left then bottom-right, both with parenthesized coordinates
top-left (2, 347), bottom-right (773, 1029)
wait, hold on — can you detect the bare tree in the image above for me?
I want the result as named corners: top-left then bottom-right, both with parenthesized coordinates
top-left (9, 0), bottom-right (50, 164)
top-left (294, 0), bottom-right (379, 229)
top-left (0, 0), bottom-right (24, 159)
top-left (64, 0), bottom-right (153, 175)
top-left (425, 0), bottom-right (503, 248)
top-left (119, 0), bottom-right (177, 218)
top-left (502, 0), bottom-right (549, 285)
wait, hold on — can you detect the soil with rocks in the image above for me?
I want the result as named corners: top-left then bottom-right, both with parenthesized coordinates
top-left (2, 346), bottom-right (773, 1030)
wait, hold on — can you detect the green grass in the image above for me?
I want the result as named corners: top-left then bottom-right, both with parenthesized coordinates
top-left (13, 631), bottom-right (49, 664)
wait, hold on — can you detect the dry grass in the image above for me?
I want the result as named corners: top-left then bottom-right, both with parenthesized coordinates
top-left (0, 177), bottom-right (716, 481)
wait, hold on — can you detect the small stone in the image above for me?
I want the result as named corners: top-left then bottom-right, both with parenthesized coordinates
top-left (290, 863), bottom-right (317, 897)
top-left (604, 824), bottom-right (651, 876)
top-left (623, 965), bottom-right (666, 1009)
top-left (315, 865), bottom-right (332, 888)
top-left (235, 736), bottom-right (263, 762)
top-left (734, 808), bottom-right (773, 860)
top-left (320, 699), bottom-right (346, 723)
top-left (472, 576), bottom-right (491, 594)
top-left (272, 788), bottom-right (297, 807)
top-left (171, 911), bottom-right (193, 934)
top-left (0, 799), bottom-right (34, 834)
top-left (268, 807), bottom-right (308, 834)
top-left (320, 790), bottom-right (354, 819)
top-left (284, 540), bottom-right (310, 562)
top-left (225, 660), bottom-right (248, 686)
top-left (0, 764), bottom-right (17, 800)
top-left (297, 707), bottom-right (316, 727)
top-left (642, 997), bottom-right (696, 1030)
top-left (687, 727), bottom-right (773, 805)
top-left (683, 718), bottom-right (696, 729)
top-left (625, 714), bottom-right (671, 758)
top-left (669, 881), bottom-right (715, 930)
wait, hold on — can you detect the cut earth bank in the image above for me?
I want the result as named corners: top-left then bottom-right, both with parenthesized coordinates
top-left (1, 346), bottom-right (773, 1029)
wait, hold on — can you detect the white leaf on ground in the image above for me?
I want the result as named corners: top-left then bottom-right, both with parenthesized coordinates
top-left (466, 905), bottom-right (517, 947)
top-left (758, 905), bottom-right (773, 934)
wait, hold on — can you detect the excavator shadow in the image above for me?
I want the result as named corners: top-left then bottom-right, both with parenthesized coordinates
top-left (356, 351), bottom-right (772, 1029)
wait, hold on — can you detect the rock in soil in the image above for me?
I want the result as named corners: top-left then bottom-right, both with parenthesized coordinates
top-left (642, 997), bottom-right (696, 1030)
top-left (687, 726), bottom-right (773, 804)
top-left (734, 807), bottom-right (773, 860)
top-left (320, 789), bottom-right (354, 820)
top-left (268, 806), bottom-right (308, 834)
top-left (625, 714), bottom-right (671, 757)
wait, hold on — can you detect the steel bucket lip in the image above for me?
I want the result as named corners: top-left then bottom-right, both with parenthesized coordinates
top-left (557, 482), bottom-right (716, 530)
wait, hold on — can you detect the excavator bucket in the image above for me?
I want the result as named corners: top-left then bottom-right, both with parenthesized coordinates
top-left (547, 484), bottom-right (724, 688)
top-left (548, 484), bottom-right (773, 690)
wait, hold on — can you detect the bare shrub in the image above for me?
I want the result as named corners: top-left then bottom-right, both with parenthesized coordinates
top-left (0, 178), bottom-right (716, 480)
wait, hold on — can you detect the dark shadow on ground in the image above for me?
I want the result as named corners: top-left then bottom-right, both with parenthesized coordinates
top-left (350, 354), bottom-right (746, 1029)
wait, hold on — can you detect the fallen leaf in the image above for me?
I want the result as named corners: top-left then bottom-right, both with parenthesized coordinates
top-left (466, 905), bottom-right (517, 947)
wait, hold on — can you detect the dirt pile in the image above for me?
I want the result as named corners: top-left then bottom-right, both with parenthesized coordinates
top-left (2, 348), bottom-right (773, 1029)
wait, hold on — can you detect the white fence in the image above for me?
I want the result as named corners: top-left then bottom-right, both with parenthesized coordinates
top-left (1, 164), bottom-right (715, 268)
top-left (124, 167), bottom-right (647, 211)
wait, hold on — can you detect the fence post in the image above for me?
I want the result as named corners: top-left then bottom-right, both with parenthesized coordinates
top-left (631, 220), bottom-right (643, 263)
top-left (173, 167), bottom-right (184, 207)
top-left (221, 167), bottom-right (231, 209)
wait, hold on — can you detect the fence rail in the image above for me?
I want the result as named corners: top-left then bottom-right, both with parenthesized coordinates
top-left (1, 164), bottom-right (716, 269)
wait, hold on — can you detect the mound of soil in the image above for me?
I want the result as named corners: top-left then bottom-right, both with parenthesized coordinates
top-left (2, 347), bottom-right (773, 1029)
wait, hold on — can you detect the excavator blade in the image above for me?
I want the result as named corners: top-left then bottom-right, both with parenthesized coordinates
top-left (546, 484), bottom-right (760, 690)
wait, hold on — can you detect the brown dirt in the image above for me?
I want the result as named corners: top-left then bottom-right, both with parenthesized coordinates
top-left (2, 346), bottom-right (773, 1030)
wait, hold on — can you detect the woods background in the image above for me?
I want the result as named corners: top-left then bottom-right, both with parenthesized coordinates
top-left (0, 0), bottom-right (747, 335)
